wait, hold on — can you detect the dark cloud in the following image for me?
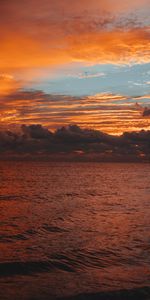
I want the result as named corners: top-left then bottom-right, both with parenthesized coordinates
top-left (21, 124), bottom-right (52, 139)
top-left (143, 107), bottom-right (150, 117)
top-left (0, 124), bottom-right (149, 161)
top-left (135, 102), bottom-right (150, 117)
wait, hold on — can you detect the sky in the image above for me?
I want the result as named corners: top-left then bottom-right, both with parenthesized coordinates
top-left (0, 0), bottom-right (150, 135)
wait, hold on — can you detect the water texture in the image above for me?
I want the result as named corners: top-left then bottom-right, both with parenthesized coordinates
top-left (0, 162), bottom-right (150, 300)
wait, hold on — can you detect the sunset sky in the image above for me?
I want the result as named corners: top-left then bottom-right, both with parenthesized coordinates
top-left (0, 0), bottom-right (150, 135)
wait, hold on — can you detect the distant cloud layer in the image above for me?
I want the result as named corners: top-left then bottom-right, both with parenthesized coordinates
top-left (0, 124), bottom-right (150, 162)
top-left (0, 90), bottom-right (150, 135)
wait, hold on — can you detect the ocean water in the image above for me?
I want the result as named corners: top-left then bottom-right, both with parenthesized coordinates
top-left (0, 162), bottom-right (150, 300)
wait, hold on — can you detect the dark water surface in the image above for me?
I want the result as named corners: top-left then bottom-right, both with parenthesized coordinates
top-left (0, 162), bottom-right (150, 300)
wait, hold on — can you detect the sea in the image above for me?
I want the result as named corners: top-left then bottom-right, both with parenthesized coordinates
top-left (0, 162), bottom-right (150, 300)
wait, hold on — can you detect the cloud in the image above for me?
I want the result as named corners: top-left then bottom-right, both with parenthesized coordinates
top-left (0, 1), bottom-right (149, 148)
top-left (0, 0), bottom-right (149, 74)
top-left (134, 94), bottom-right (150, 100)
top-left (21, 124), bottom-right (52, 139)
top-left (0, 74), bottom-right (22, 95)
top-left (68, 27), bottom-right (150, 65)
top-left (0, 124), bottom-right (149, 161)
top-left (0, 90), bottom-right (150, 135)
top-left (69, 72), bottom-right (106, 79)
top-left (135, 102), bottom-right (150, 117)
top-left (143, 107), bottom-right (150, 117)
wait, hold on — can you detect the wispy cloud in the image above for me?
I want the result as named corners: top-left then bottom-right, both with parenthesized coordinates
top-left (69, 72), bottom-right (106, 79)
top-left (0, 90), bottom-right (150, 134)
top-left (0, 73), bottom-right (22, 95)
top-left (0, 0), bottom-right (149, 72)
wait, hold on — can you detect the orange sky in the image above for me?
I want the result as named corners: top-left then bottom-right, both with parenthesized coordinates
top-left (0, 0), bottom-right (150, 134)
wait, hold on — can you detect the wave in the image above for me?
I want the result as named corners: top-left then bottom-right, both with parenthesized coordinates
top-left (58, 286), bottom-right (150, 300)
top-left (0, 194), bottom-right (25, 201)
top-left (0, 260), bottom-right (75, 277)
top-left (0, 248), bottom-right (144, 277)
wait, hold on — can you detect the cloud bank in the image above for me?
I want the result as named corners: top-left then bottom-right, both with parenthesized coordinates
top-left (0, 124), bottom-right (149, 162)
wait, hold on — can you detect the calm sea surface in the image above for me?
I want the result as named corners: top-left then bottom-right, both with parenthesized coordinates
top-left (0, 162), bottom-right (150, 300)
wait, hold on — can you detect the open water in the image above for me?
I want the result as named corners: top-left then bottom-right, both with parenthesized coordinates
top-left (0, 162), bottom-right (150, 299)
